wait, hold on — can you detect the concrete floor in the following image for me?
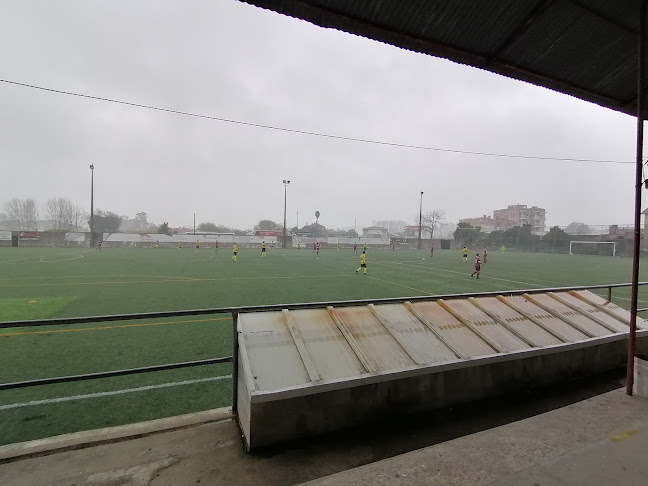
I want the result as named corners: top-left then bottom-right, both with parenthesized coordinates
top-left (1, 371), bottom-right (647, 486)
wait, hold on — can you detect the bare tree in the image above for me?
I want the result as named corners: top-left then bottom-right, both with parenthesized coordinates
top-left (421, 210), bottom-right (446, 239)
top-left (3, 198), bottom-right (22, 229)
top-left (3, 198), bottom-right (39, 230)
top-left (24, 199), bottom-right (39, 230)
top-left (44, 197), bottom-right (76, 230)
top-left (73, 204), bottom-right (87, 231)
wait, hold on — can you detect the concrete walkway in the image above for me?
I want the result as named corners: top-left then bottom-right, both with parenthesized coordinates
top-left (1, 386), bottom-right (647, 485)
top-left (303, 389), bottom-right (648, 486)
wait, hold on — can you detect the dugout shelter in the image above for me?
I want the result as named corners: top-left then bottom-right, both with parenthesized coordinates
top-left (236, 288), bottom-right (648, 449)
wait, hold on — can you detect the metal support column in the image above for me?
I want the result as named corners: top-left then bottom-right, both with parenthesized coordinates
top-left (418, 191), bottom-right (423, 249)
top-left (627, 0), bottom-right (647, 395)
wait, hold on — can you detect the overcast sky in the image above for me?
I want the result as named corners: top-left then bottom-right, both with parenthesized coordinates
top-left (0, 0), bottom-right (643, 232)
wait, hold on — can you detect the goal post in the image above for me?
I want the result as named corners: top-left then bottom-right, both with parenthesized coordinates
top-left (569, 241), bottom-right (616, 257)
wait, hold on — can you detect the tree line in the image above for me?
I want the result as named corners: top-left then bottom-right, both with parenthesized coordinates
top-left (453, 222), bottom-right (594, 251)
top-left (2, 197), bottom-right (85, 231)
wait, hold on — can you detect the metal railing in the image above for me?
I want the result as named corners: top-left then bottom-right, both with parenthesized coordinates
top-left (1, 282), bottom-right (647, 412)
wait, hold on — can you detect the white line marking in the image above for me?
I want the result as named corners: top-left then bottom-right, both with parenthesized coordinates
top-left (38, 255), bottom-right (85, 263)
top-left (0, 375), bottom-right (231, 411)
top-left (0, 256), bottom-right (46, 264)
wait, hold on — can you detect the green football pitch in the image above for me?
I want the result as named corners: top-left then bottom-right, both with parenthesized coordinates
top-left (1, 246), bottom-right (647, 446)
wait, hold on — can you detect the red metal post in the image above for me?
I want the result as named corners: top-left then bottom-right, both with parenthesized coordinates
top-left (627, 0), bottom-right (647, 396)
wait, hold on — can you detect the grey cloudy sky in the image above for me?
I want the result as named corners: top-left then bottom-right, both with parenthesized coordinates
top-left (0, 0), bottom-right (642, 231)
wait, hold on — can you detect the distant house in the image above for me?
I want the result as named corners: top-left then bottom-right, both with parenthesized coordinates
top-left (460, 204), bottom-right (547, 235)
top-left (362, 226), bottom-right (389, 237)
top-left (493, 204), bottom-right (546, 234)
top-left (404, 225), bottom-right (432, 239)
top-left (458, 215), bottom-right (502, 233)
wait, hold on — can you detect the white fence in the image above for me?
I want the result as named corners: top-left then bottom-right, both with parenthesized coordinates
top-left (101, 233), bottom-right (277, 247)
top-left (294, 236), bottom-right (391, 247)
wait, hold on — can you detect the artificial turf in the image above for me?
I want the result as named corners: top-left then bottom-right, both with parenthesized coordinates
top-left (1, 246), bottom-right (647, 445)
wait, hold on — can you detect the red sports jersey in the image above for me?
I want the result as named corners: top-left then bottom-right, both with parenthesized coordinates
top-left (474, 256), bottom-right (481, 266)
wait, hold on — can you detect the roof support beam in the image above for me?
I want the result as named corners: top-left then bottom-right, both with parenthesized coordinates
top-left (490, 0), bottom-right (555, 59)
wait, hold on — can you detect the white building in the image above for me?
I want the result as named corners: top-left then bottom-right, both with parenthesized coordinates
top-left (362, 226), bottom-right (389, 237)
top-left (404, 225), bottom-right (432, 239)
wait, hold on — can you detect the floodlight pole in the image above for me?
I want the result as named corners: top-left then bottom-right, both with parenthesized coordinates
top-left (418, 191), bottom-right (424, 249)
top-left (89, 164), bottom-right (95, 248)
top-left (283, 180), bottom-right (290, 248)
top-left (627, 0), bottom-right (647, 396)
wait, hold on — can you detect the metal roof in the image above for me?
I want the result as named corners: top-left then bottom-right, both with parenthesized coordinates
top-left (238, 290), bottom-right (648, 392)
top-left (243, 0), bottom-right (647, 119)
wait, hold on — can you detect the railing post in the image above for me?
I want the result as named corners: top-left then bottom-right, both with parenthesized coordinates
top-left (231, 310), bottom-right (239, 413)
top-left (608, 285), bottom-right (612, 303)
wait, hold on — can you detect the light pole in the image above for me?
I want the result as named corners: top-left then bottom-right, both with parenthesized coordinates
top-left (283, 180), bottom-right (290, 248)
top-left (89, 164), bottom-right (95, 247)
top-left (418, 191), bottom-right (424, 250)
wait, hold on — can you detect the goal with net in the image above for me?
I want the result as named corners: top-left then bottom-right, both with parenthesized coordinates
top-left (569, 241), bottom-right (616, 257)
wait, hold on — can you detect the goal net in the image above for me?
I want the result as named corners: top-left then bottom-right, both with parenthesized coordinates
top-left (569, 241), bottom-right (616, 257)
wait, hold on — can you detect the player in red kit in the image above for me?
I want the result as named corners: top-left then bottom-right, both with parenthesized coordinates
top-left (483, 247), bottom-right (488, 263)
top-left (471, 253), bottom-right (481, 279)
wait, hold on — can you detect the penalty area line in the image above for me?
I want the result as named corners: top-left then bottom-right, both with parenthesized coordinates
top-left (0, 375), bottom-right (232, 411)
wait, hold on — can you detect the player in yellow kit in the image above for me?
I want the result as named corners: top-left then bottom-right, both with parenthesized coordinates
top-left (356, 251), bottom-right (367, 275)
top-left (232, 243), bottom-right (238, 261)
top-left (462, 246), bottom-right (469, 262)
top-left (261, 241), bottom-right (267, 257)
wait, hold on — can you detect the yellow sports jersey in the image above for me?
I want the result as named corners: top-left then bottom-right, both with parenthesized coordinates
top-left (261, 242), bottom-right (266, 249)
top-left (233, 244), bottom-right (238, 252)
top-left (360, 254), bottom-right (366, 264)
top-left (462, 248), bottom-right (469, 256)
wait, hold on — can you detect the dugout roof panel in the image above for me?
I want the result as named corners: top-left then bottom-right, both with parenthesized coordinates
top-left (238, 290), bottom-right (648, 391)
top-left (242, 0), bottom-right (648, 119)
top-left (236, 289), bottom-right (648, 449)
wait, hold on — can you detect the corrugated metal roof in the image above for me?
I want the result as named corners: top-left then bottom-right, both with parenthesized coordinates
top-left (238, 290), bottom-right (645, 392)
top-left (243, 0), bottom-right (647, 118)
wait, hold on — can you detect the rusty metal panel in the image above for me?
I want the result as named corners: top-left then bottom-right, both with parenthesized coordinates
top-left (553, 292), bottom-right (628, 333)
top-left (572, 290), bottom-right (648, 330)
top-left (239, 312), bottom-right (309, 391)
top-left (288, 308), bottom-right (365, 380)
top-left (443, 299), bottom-right (530, 352)
top-left (529, 294), bottom-right (610, 337)
top-left (474, 297), bottom-right (562, 347)
top-left (333, 306), bottom-right (415, 372)
top-left (504, 296), bottom-right (589, 342)
top-left (409, 301), bottom-right (495, 358)
top-left (372, 303), bottom-right (458, 364)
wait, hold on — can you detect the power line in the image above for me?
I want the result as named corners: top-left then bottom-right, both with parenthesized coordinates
top-left (0, 77), bottom-right (636, 165)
